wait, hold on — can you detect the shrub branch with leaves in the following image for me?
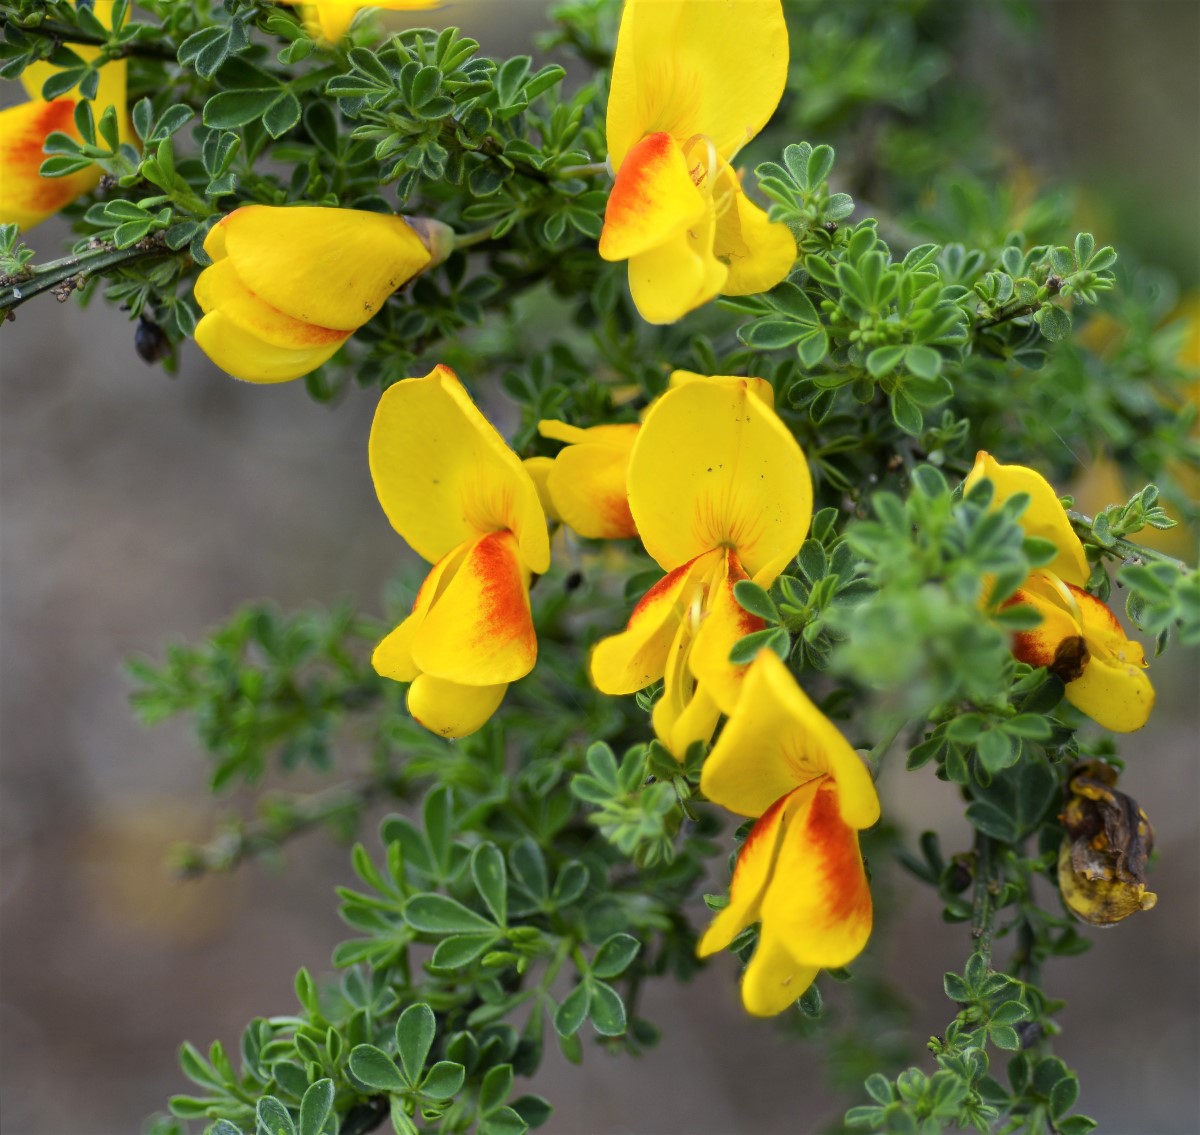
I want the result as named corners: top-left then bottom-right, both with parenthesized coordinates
top-left (2, 1), bottom-right (1196, 1133)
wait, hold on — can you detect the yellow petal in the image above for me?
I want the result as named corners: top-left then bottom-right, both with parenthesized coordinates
top-left (194, 258), bottom-right (347, 349)
top-left (697, 789), bottom-right (794, 956)
top-left (545, 425), bottom-right (640, 540)
top-left (740, 917), bottom-right (820, 1017)
top-left (369, 365), bottom-right (550, 570)
top-left (193, 311), bottom-right (347, 384)
top-left (589, 549), bottom-right (720, 694)
top-left (1005, 582), bottom-right (1089, 677)
top-left (1066, 582), bottom-right (1154, 732)
top-left (0, 98), bottom-right (98, 230)
top-left (285, 0), bottom-right (442, 41)
top-left (651, 615), bottom-right (722, 758)
top-left (965, 452), bottom-right (1090, 587)
top-left (628, 377), bottom-right (812, 580)
top-left (701, 650), bottom-right (880, 829)
top-left (407, 674), bottom-right (507, 739)
top-left (668, 369), bottom-right (775, 410)
top-left (626, 203), bottom-right (727, 324)
top-left (522, 456), bottom-right (560, 522)
top-left (599, 132), bottom-right (707, 262)
top-left (411, 531), bottom-right (537, 685)
top-left (372, 542), bottom-right (470, 682)
top-left (758, 779), bottom-right (874, 968)
top-left (606, 0), bottom-right (789, 168)
top-left (713, 171), bottom-right (797, 296)
top-left (688, 550), bottom-right (763, 715)
top-left (210, 205), bottom-right (431, 331)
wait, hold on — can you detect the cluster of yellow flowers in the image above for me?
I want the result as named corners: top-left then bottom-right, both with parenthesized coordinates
top-left (2, 0), bottom-right (1156, 1016)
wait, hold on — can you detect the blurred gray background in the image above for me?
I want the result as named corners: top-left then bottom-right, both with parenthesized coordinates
top-left (2, 2), bottom-right (1197, 1133)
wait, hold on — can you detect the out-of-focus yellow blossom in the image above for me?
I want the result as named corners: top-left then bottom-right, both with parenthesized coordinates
top-left (0, 1), bottom-right (130, 231)
top-left (697, 650), bottom-right (880, 1016)
top-left (277, 1), bottom-right (441, 44)
top-left (370, 366), bottom-right (550, 738)
top-left (599, 0), bottom-right (796, 324)
top-left (194, 205), bottom-right (450, 384)
top-left (589, 376), bottom-right (810, 757)
top-left (965, 452), bottom-right (1154, 732)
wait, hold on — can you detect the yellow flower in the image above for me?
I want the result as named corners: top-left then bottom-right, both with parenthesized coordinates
top-left (193, 205), bottom-right (449, 384)
top-left (0, 1), bottom-right (129, 231)
top-left (589, 375), bottom-right (811, 756)
top-left (528, 421), bottom-right (640, 540)
top-left (370, 365), bottom-right (551, 738)
top-left (697, 650), bottom-right (880, 1017)
top-left (278, 1), bottom-right (441, 43)
top-left (599, 0), bottom-right (797, 324)
top-left (965, 452), bottom-right (1154, 732)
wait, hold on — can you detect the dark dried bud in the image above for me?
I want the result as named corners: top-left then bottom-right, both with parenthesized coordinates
top-left (1057, 759), bottom-right (1157, 926)
top-left (1017, 1020), bottom-right (1044, 1049)
top-left (135, 316), bottom-right (172, 364)
top-left (946, 856), bottom-right (973, 894)
top-left (1046, 274), bottom-right (1064, 294)
top-left (564, 570), bottom-right (584, 592)
top-left (823, 221), bottom-right (838, 233)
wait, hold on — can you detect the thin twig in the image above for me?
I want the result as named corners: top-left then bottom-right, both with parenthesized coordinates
top-left (1066, 510), bottom-right (1191, 572)
top-left (171, 775), bottom-right (397, 879)
top-left (0, 13), bottom-right (178, 60)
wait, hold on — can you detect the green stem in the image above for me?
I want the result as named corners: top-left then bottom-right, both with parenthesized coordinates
top-left (0, 13), bottom-right (178, 60)
top-left (453, 223), bottom-right (502, 250)
top-left (971, 832), bottom-right (998, 966)
top-left (553, 161), bottom-right (609, 180)
top-left (975, 300), bottom-right (1044, 331)
top-left (1067, 510), bottom-right (1191, 571)
top-left (866, 716), bottom-right (914, 777)
top-left (0, 238), bottom-right (175, 318)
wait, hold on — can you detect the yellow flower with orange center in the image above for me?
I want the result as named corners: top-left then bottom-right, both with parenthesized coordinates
top-left (589, 375), bottom-right (811, 757)
top-left (698, 650), bottom-right (880, 1017)
top-left (599, 0), bottom-right (797, 324)
top-left (0, 1), bottom-right (131, 231)
top-left (965, 452), bottom-right (1154, 732)
top-left (193, 205), bottom-right (450, 384)
top-left (370, 365), bottom-right (551, 738)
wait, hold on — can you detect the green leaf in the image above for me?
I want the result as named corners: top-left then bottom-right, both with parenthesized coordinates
top-left (904, 345), bottom-right (942, 380)
top-left (509, 837), bottom-right (548, 900)
top-left (262, 91), bottom-right (302, 139)
top-left (405, 893), bottom-right (496, 935)
top-left (480, 1106), bottom-right (529, 1135)
top-left (349, 1044), bottom-right (406, 1092)
top-left (256, 1097), bottom-right (297, 1135)
top-left (510, 1095), bottom-right (552, 1129)
top-left (431, 934), bottom-right (496, 969)
top-left (551, 860), bottom-right (588, 906)
top-left (866, 345), bottom-right (906, 378)
top-left (728, 625), bottom-right (790, 665)
top-left (588, 981), bottom-right (627, 1036)
top-left (732, 579), bottom-right (779, 623)
top-left (471, 842), bottom-right (508, 926)
top-left (552, 983), bottom-right (590, 1038)
top-left (203, 89), bottom-right (280, 130)
top-left (480, 1063), bottom-right (514, 1113)
top-left (1035, 303), bottom-right (1072, 342)
top-left (396, 1003), bottom-right (436, 1084)
top-left (420, 1060), bottom-right (466, 1100)
top-left (297, 1080), bottom-right (334, 1135)
top-left (890, 390), bottom-right (924, 437)
top-left (591, 933), bottom-right (640, 980)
